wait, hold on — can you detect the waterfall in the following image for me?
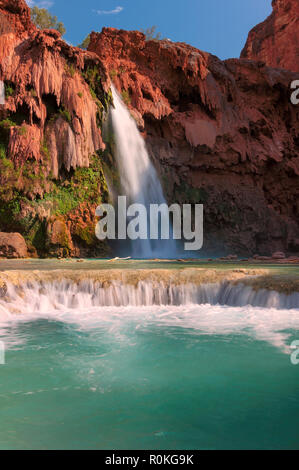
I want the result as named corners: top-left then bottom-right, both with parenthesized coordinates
top-left (0, 280), bottom-right (298, 313)
top-left (110, 85), bottom-right (178, 258)
top-left (0, 81), bottom-right (5, 105)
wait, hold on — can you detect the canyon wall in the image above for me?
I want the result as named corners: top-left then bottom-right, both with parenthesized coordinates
top-left (89, 26), bottom-right (299, 256)
top-left (241, 0), bottom-right (299, 73)
top-left (0, 0), bottom-right (111, 257)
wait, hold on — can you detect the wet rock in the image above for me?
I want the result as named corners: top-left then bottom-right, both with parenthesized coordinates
top-left (0, 232), bottom-right (28, 258)
top-left (46, 219), bottom-right (73, 257)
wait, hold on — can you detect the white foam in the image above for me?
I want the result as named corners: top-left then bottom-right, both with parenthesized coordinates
top-left (0, 280), bottom-right (298, 352)
top-left (1, 280), bottom-right (297, 312)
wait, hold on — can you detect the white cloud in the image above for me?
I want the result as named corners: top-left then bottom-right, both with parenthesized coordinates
top-left (26, 1), bottom-right (54, 8)
top-left (96, 6), bottom-right (124, 15)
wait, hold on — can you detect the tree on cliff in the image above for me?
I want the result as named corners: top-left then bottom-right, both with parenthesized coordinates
top-left (30, 6), bottom-right (66, 36)
top-left (78, 34), bottom-right (91, 50)
top-left (141, 26), bottom-right (162, 41)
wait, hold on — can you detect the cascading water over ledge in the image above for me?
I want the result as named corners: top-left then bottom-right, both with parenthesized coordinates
top-left (0, 279), bottom-right (298, 314)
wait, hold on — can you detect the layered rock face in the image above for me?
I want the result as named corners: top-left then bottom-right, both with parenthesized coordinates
top-left (89, 28), bottom-right (299, 256)
top-left (0, 0), bottom-right (111, 257)
top-left (241, 0), bottom-right (299, 72)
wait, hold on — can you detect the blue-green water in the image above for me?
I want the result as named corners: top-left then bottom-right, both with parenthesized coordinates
top-left (0, 304), bottom-right (299, 450)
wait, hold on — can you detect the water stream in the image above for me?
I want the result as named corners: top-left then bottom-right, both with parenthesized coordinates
top-left (110, 85), bottom-right (178, 258)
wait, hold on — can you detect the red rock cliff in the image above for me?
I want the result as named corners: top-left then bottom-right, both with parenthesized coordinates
top-left (0, 0), bottom-right (111, 258)
top-left (89, 28), bottom-right (299, 256)
top-left (241, 0), bottom-right (299, 72)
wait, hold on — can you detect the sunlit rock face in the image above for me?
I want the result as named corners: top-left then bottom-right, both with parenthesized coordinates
top-left (0, 0), bottom-right (107, 176)
top-left (89, 28), bottom-right (299, 256)
top-left (241, 0), bottom-right (299, 72)
top-left (0, 0), bottom-right (111, 258)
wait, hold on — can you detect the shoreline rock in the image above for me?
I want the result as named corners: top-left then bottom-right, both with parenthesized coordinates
top-left (0, 232), bottom-right (28, 258)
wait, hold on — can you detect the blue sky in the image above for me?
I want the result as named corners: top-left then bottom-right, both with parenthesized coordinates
top-left (27, 1), bottom-right (272, 59)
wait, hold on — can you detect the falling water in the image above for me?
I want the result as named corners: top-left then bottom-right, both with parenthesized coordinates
top-left (1, 280), bottom-right (298, 312)
top-left (0, 80), bottom-right (5, 105)
top-left (110, 85), bottom-right (178, 258)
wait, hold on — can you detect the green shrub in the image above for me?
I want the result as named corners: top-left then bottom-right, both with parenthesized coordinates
top-left (121, 89), bottom-right (131, 106)
top-left (30, 88), bottom-right (38, 98)
top-left (40, 139), bottom-right (50, 159)
top-left (0, 118), bottom-right (16, 129)
top-left (5, 85), bottom-right (14, 98)
top-left (18, 126), bottom-right (27, 136)
top-left (0, 143), bottom-right (6, 159)
top-left (77, 34), bottom-right (90, 50)
top-left (59, 107), bottom-right (72, 124)
top-left (65, 63), bottom-right (76, 78)
top-left (109, 69), bottom-right (117, 79)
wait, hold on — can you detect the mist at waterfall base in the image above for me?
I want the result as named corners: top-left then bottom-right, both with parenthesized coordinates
top-left (108, 86), bottom-right (184, 259)
top-left (1, 278), bottom-right (299, 449)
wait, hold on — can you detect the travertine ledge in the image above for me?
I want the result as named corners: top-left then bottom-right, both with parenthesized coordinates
top-left (1, 268), bottom-right (298, 294)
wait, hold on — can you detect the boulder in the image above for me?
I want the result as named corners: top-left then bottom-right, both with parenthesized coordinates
top-left (0, 232), bottom-right (28, 258)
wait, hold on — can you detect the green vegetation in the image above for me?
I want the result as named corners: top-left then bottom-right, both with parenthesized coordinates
top-left (121, 89), bottom-right (131, 106)
top-left (0, 118), bottom-right (16, 129)
top-left (78, 34), bottom-right (91, 50)
top-left (0, 143), bottom-right (6, 160)
top-left (0, 150), bottom-right (109, 255)
top-left (109, 69), bottom-right (118, 79)
top-left (39, 155), bottom-right (108, 216)
top-left (5, 82), bottom-right (15, 98)
top-left (65, 63), bottom-right (76, 78)
top-left (40, 139), bottom-right (50, 159)
top-left (83, 66), bottom-right (113, 122)
top-left (18, 126), bottom-right (27, 136)
top-left (0, 59), bottom-right (113, 256)
top-left (30, 88), bottom-right (38, 98)
top-left (30, 6), bottom-right (66, 35)
top-left (0, 119), bottom-right (16, 147)
top-left (59, 107), bottom-right (72, 124)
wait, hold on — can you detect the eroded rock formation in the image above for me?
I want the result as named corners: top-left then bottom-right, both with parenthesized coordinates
top-left (241, 0), bottom-right (299, 72)
top-left (0, 0), bottom-right (111, 257)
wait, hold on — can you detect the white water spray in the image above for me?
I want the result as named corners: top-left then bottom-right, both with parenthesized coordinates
top-left (0, 280), bottom-right (298, 312)
top-left (0, 80), bottom-right (5, 105)
top-left (0, 281), bottom-right (298, 352)
top-left (110, 85), bottom-right (178, 258)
